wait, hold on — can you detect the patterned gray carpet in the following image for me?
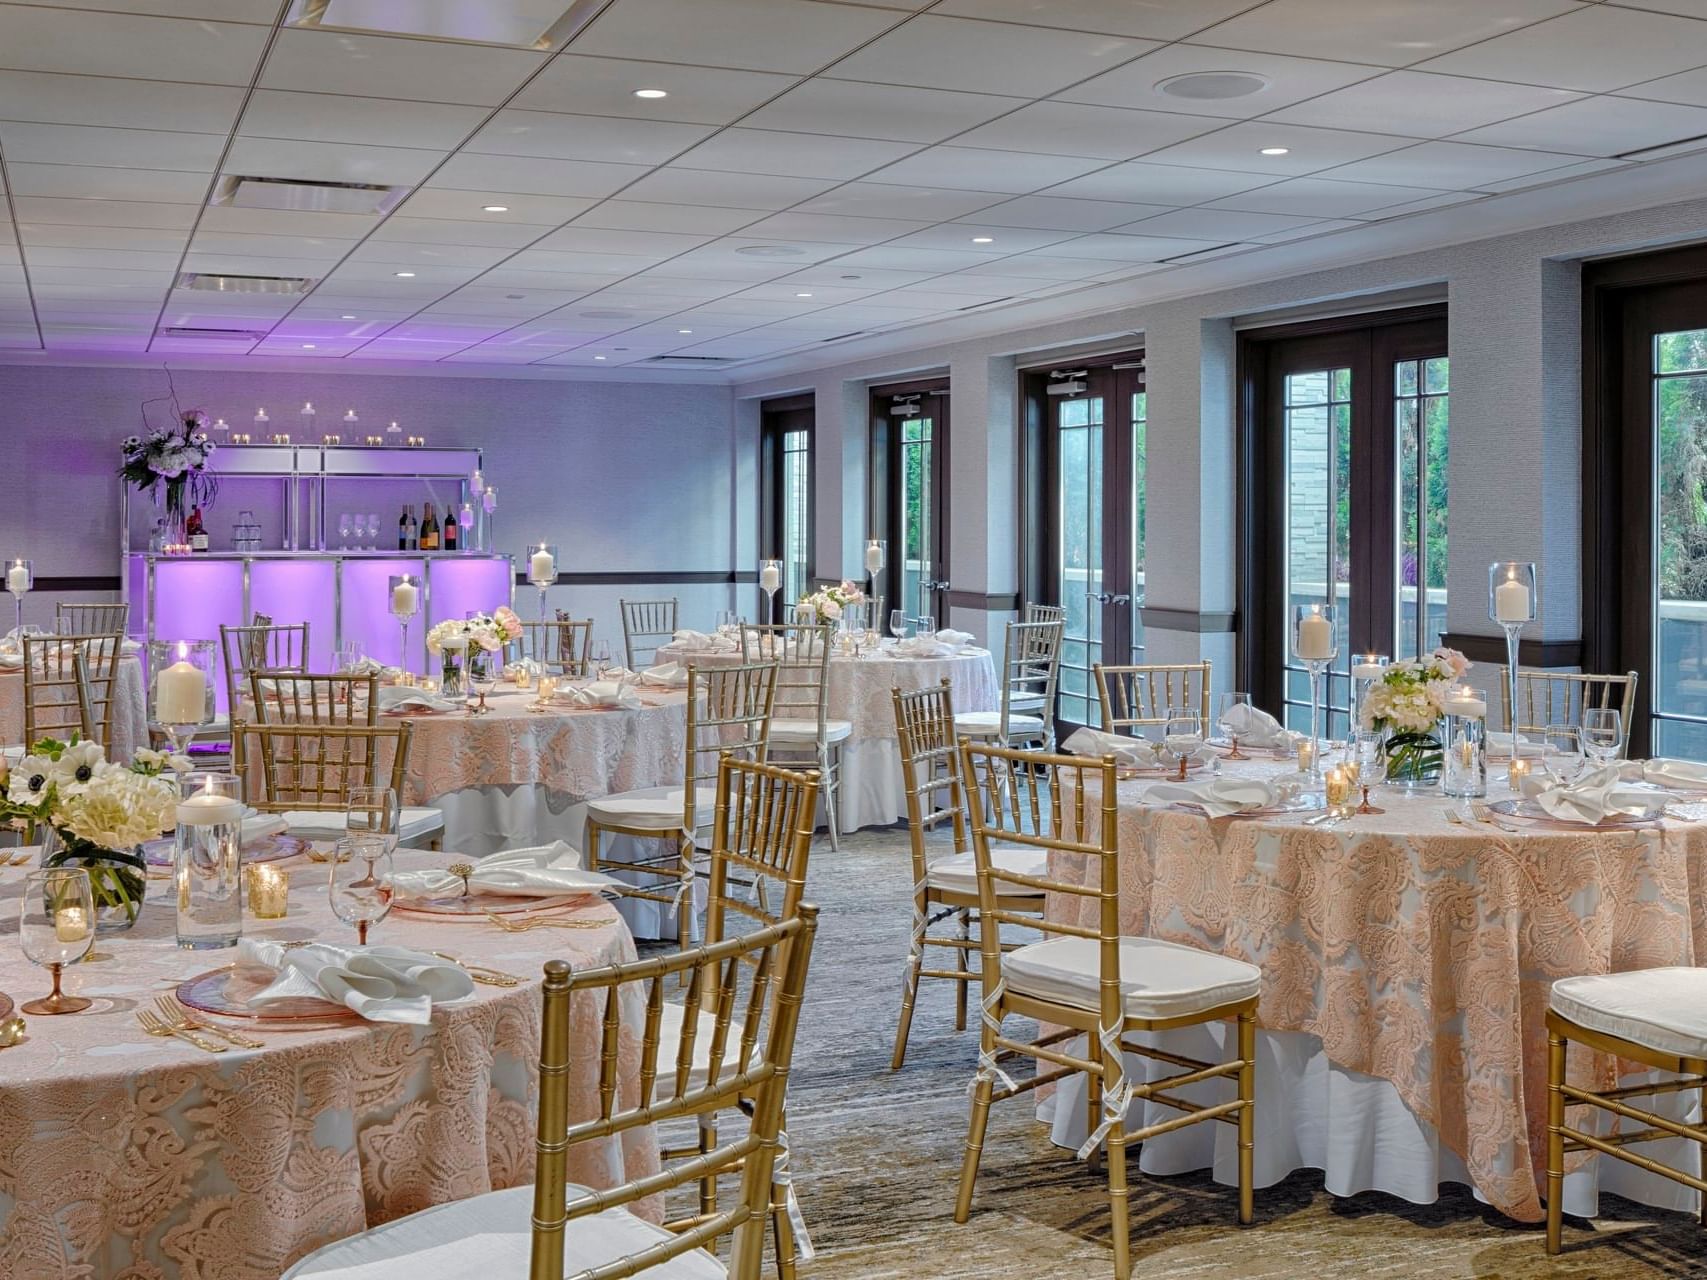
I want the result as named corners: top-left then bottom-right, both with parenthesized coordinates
top-left (682, 825), bottom-right (1707, 1280)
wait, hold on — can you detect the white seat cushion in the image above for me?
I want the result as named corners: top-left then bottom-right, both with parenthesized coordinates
top-left (770, 717), bottom-right (853, 744)
top-left (283, 1182), bottom-right (724, 1279)
top-left (281, 807), bottom-right (444, 844)
top-left (925, 846), bottom-right (1049, 897)
top-left (586, 785), bottom-right (717, 831)
top-left (1003, 935), bottom-right (1261, 1022)
top-left (954, 711), bottom-right (1045, 736)
top-left (654, 1001), bottom-right (757, 1103)
top-left (1551, 967), bottom-right (1707, 1059)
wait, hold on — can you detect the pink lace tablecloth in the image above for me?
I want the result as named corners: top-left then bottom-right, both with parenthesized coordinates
top-left (0, 655), bottom-right (148, 759)
top-left (0, 851), bottom-right (658, 1279)
top-left (1047, 756), bottom-right (1707, 1223)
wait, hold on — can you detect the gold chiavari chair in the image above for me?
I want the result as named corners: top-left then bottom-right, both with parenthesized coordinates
top-left (512, 615), bottom-right (594, 676)
top-left (584, 661), bottom-right (778, 954)
top-left (953, 618), bottom-right (1063, 750)
top-left (620, 598), bottom-right (678, 671)
top-left (559, 610), bottom-right (595, 676)
top-left (742, 622), bottom-right (846, 850)
top-left (1094, 661), bottom-right (1213, 733)
top-left (233, 722), bottom-right (444, 848)
top-left (890, 680), bottom-right (1047, 1071)
top-left (955, 741), bottom-right (1262, 1280)
top-left (55, 601), bottom-right (130, 637)
top-left (1023, 602), bottom-right (1065, 626)
top-left (219, 620), bottom-right (310, 721)
top-left (282, 906), bottom-right (821, 1280)
top-left (1544, 967), bottom-right (1707, 1257)
top-left (1497, 667), bottom-right (1639, 754)
top-left (22, 633), bottom-right (121, 748)
top-left (248, 671), bottom-right (378, 727)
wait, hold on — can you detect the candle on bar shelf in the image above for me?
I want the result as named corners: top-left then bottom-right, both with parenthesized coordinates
top-left (343, 409), bottom-right (359, 423)
top-left (55, 906), bottom-right (89, 944)
top-left (248, 865), bottom-right (289, 919)
top-left (760, 562), bottom-right (781, 593)
top-left (391, 578), bottom-right (419, 615)
top-left (1495, 568), bottom-right (1530, 623)
top-left (1296, 606), bottom-right (1333, 660)
top-left (1324, 767), bottom-right (1351, 807)
top-left (530, 547), bottom-right (556, 584)
top-left (7, 562), bottom-right (28, 594)
top-left (155, 653), bottom-right (207, 724)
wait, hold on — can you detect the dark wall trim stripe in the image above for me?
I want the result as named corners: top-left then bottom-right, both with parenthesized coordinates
top-left (34, 576), bottom-right (122, 592)
top-left (1142, 607), bottom-right (1237, 633)
top-left (1439, 632), bottom-right (1584, 667)
top-left (944, 590), bottom-right (1022, 611)
top-left (522, 570), bottom-right (758, 588)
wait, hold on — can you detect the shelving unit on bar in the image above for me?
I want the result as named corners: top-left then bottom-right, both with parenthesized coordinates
top-left (120, 444), bottom-right (515, 709)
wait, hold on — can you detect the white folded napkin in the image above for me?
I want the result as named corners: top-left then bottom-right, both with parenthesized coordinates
top-left (1519, 766), bottom-right (1668, 824)
top-left (242, 813), bottom-right (289, 844)
top-left (0, 650), bottom-right (19, 668)
top-left (1062, 727), bottom-right (1161, 768)
top-left (349, 657), bottom-right (403, 678)
top-left (672, 629), bottom-right (737, 652)
top-left (1145, 775), bottom-right (1299, 818)
top-left (893, 635), bottom-right (954, 658)
top-left (599, 666), bottom-right (637, 682)
top-left (389, 842), bottom-right (622, 901)
top-left (1487, 731), bottom-right (1545, 759)
top-left (376, 686), bottom-right (462, 712)
top-left (1215, 702), bottom-right (1295, 749)
top-left (1623, 757), bottom-right (1707, 791)
top-left (934, 628), bottom-right (976, 649)
top-left (641, 661), bottom-right (689, 687)
top-left (565, 680), bottom-right (642, 709)
top-left (239, 938), bottom-right (474, 1024)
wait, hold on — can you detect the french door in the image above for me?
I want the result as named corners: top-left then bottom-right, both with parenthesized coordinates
top-left (870, 382), bottom-right (949, 625)
top-left (759, 394), bottom-right (813, 623)
top-left (1028, 358), bottom-right (1146, 730)
top-left (1242, 309), bottom-right (1449, 736)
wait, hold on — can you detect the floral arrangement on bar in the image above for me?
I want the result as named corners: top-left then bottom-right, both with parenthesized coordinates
top-left (0, 739), bottom-right (187, 931)
top-left (119, 410), bottom-right (219, 535)
top-left (1359, 646), bottom-right (1470, 783)
top-left (795, 581), bottom-right (864, 622)
top-left (426, 607), bottom-right (522, 655)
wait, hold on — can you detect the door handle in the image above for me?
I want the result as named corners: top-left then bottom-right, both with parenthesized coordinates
top-left (1111, 593), bottom-right (1132, 605)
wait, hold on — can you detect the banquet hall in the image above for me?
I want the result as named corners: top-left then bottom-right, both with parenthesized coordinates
top-left (7, 0), bottom-right (1707, 1277)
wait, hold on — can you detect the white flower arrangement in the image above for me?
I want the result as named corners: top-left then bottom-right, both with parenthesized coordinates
top-left (119, 410), bottom-right (218, 517)
top-left (796, 580), bottom-right (864, 622)
top-left (1359, 648), bottom-right (1470, 734)
top-left (427, 608), bottom-right (522, 656)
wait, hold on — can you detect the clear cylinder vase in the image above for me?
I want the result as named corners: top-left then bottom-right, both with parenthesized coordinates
top-left (1443, 710), bottom-right (1488, 799)
top-left (1381, 722), bottom-right (1445, 791)
top-left (175, 772), bottom-right (243, 950)
top-left (440, 648), bottom-right (465, 698)
top-left (38, 829), bottom-right (148, 935)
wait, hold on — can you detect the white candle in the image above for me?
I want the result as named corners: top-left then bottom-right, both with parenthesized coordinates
top-left (1444, 695), bottom-right (1487, 718)
top-left (177, 785), bottom-right (243, 827)
top-left (1495, 573), bottom-right (1530, 623)
top-left (155, 659), bottom-right (207, 724)
top-left (343, 409), bottom-right (358, 422)
top-left (1351, 662), bottom-right (1385, 680)
top-left (6, 564), bottom-right (27, 595)
top-left (391, 580), bottom-right (418, 615)
top-left (865, 542), bottom-right (884, 575)
top-left (760, 564), bottom-right (780, 592)
top-left (1296, 611), bottom-right (1333, 660)
top-left (301, 402), bottom-right (314, 414)
top-left (55, 906), bottom-right (89, 944)
top-left (530, 548), bottom-right (555, 584)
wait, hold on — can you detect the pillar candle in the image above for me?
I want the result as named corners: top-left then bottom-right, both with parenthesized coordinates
top-left (865, 542), bottom-right (884, 575)
top-left (1495, 573), bottom-right (1530, 623)
top-left (391, 580), bottom-right (418, 615)
top-left (530, 548), bottom-right (555, 583)
top-left (760, 563), bottom-right (780, 592)
top-left (1296, 611), bottom-right (1333, 660)
top-left (155, 660), bottom-right (207, 724)
top-left (6, 563), bottom-right (28, 594)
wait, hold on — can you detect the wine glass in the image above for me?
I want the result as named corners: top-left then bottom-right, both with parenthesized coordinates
top-left (590, 639), bottom-right (613, 680)
top-left (1540, 725), bottom-right (1587, 787)
top-left (19, 867), bottom-right (95, 1014)
top-left (1581, 708), bottom-right (1624, 769)
top-left (1163, 712), bottom-right (1204, 766)
top-left (1216, 691), bottom-right (1252, 760)
top-left (329, 840), bottom-right (394, 945)
top-left (468, 646), bottom-right (498, 714)
top-left (919, 614), bottom-right (936, 638)
top-left (889, 609), bottom-right (908, 642)
top-left (337, 512), bottom-right (352, 550)
top-left (346, 785), bottom-right (399, 857)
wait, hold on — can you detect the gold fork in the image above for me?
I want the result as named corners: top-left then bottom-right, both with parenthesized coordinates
top-left (154, 995), bottom-right (264, 1048)
top-left (136, 1007), bottom-right (226, 1053)
top-left (482, 910), bottom-right (607, 932)
top-left (428, 951), bottom-right (521, 986)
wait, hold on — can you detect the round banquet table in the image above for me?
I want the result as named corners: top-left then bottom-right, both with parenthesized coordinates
top-left (1041, 753), bottom-right (1707, 1225)
top-left (655, 639), bottom-right (999, 832)
top-left (0, 652), bottom-right (148, 759)
top-left (0, 848), bottom-right (657, 1280)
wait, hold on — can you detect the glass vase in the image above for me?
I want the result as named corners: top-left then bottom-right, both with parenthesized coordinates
top-left (440, 647), bottom-right (464, 698)
top-left (38, 828), bottom-right (148, 935)
top-left (1381, 722), bottom-right (1445, 790)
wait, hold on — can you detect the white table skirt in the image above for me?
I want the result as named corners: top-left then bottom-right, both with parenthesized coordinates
top-left (1040, 1023), bottom-right (1701, 1220)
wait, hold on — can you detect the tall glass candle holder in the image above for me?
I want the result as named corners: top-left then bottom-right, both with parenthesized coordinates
top-left (1349, 653), bottom-right (1388, 750)
top-left (527, 543), bottom-right (557, 623)
top-left (389, 574), bottom-right (420, 673)
top-left (760, 558), bottom-right (782, 623)
top-left (148, 639), bottom-right (215, 760)
top-left (864, 539), bottom-right (885, 603)
top-left (175, 771), bottom-right (244, 950)
top-left (1292, 602), bottom-right (1338, 783)
top-left (6, 557), bottom-right (30, 635)
top-left (1442, 685), bottom-right (1489, 799)
top-left (1488, 562), bottom-right (1537, 744)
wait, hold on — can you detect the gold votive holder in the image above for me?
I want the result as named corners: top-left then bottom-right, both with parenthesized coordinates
top-left (513, 666), bottom-right (533, 690)
top-left (1509, 756), bottom-right (1532, 787)
top-left (365, 434), bottom-right (385, 446)
top-left (418, 676), bottom-right (438, 694)
top-left (1297, 741), bottom-right (1315, 774)
top-left (247, 864), bottom-right (289, 919)
top-left (1324, 766), bottom-right (1351, 807)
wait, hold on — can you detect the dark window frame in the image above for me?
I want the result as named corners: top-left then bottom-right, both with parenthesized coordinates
top-left (759, 392), bottom-right (814, 625)
top-left (870, 377), bottom-right (950, 621)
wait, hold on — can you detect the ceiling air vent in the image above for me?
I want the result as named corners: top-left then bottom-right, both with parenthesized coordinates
top-left (158, 326), bottom-right (269, 341)
top-left (215, 174), bottom-right (407, 217)
top-left (175, 272), bottom-right (316, 295)
top-left (284, 0), bottom-right (610, 51)
top-left (641, 355), bottom-right (736, 367)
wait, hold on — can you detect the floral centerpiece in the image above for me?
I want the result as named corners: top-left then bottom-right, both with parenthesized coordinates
top-left (796, 581), bottom-right (864, 624)
top-left (1359, 647), bottom-right (1470, 787)
top-left (0, 739), bottom-right (186, 932)
top-left (427, 608), bottom-right (521, 695)
top-left (120, 410), bottom-right (218, 544)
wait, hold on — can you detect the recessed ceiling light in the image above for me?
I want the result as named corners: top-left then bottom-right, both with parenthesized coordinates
top-left (971, 236), bottom-right (995, 243)
top-left (1260, 147), bottom-right (1290, 156)
top-left (1156, 70), bottom-right (1270, 101)
top-left (302, 343), bottom-right (316, 349)
top-left (341, 314), bottom-right (355, 320)
top-left (678, 328), bottom-right (693, 334)
top-left (394, 271), bottom-right (415, 277)
top-left (482, 205), bottom-right (509, 213)
top-left (634, 88), bottom-right (668, 99)
top-left (593, 354), bottom-right (607, 360)
top-left (795, 292), bottom-right (813, 298)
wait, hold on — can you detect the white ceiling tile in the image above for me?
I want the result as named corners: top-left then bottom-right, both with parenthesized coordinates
top-left (395, 189), bottom-right (597, 224)
top-left (0, 6), bottom-right (271, 83)
top-left (1455, 97), bottom-right (1707, 157)
top-left (6, 164), bottom-right (209, 202)
top-left (617, 168), bottom-right (840, 210)
top-left (346, 339), bottom-right (470, 360)
top-left (883, 223), bottom-right (1078, 253)
top-left (741, 80), bottom-right (1019, 143)
top-left (197, 205), bottom-right (379, 238)
top-left (774, 264), bottom-right (932, 289)
top-left (571, 0), bottom-right (902, 72)
top-left (511, 55), bottom-right (798, 124)
top-left (186, 231), bottom-right (350, 261)
top-left (792, 182), bottom-right (1008, 220)
top-left (428, 153), bottom-right (647, 198)
top-left (182, 252), bottom-right (331, 278)
top-left (1417, 5), bottom-right (1707, 91)
top-left (12, 0), bottom-right (278, 20)
top-left (932, 0), bottom-right (1257, 39)
top-left (733, 212), bottom-right (932, 244)
top-left (1043, 231), bottom-right (1228, 262)
top-left (1057, 45), bottom-right (1381, 118)
top-left (828, 15), bottom-right (1155, 96)
top-left (345, 241), bottom-right (515, 270)
top-left (1473, 157), bottom-right (1628, 191)
top-left (10, 197), bottom-right (199, 229)
top-left (318, 260), bottom-right (482, 286)
top-left (528, 226), bottom-right (712, 256)
top-left (258, 29), bottom-right (547, 105)
top-left (1116, 207), bottom-right (1324, 238)
top-left (1207, 176), bottom-right (1452, 216)
top-left (1620, 66), bottom-right (1707, 108)
top-left (1322, 140), bottom-right (1589, 187)
top-left (0, 71), bottom-right (244, 132)
top-left (384, 320), bottom-right (510, 343)
top-left (1264, 71), bottom-right (1584, 137)
top-left (1194, 0), bottom-right (1580, 66)
top-left (30, 265), bottom-right (173, 287)
top-left (571, 201), bottom-right (764, 235)
top-left (16, 223), bottom-right (190, 253)
top-left (225, 136), bottom-right (443, 186)
top-left (465, 111), bottom-right (715, 165)
top-left (643, 254), bottom-right (813, 283)
top-left (863, 146), bottom-right (1110, 193)
top-left (239, 91), bottom-right (487, 151)
top-left (974, 194), bottom-right (1175, 231)
top-left (827, 245), bottom-right (1003, 273)
top-left (502, 249), bottom-right (640, 276)
top-left (370, 217), bottom-right (554, 248)
top-left (727, 280), bottom-right (885, 305)
top-left (1247, 218), bottom-right (1364, 243)
top-left (1138, 122), bottom-right (1415, 176)
top-left (1360, 190), bottom-right (1487, 217)
top-left (953, 101), bottom-right (1217, 160)
top-left (1042, 160), bottom-right (1275, 204)
top-left (0, 122), bottom-right (224, 172)
top-left (670, 128), bottom-right (916, 180)
top-left (478, 267), bottom-right (619, 291)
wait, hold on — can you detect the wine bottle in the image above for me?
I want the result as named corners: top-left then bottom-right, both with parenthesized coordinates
top-left (397, 505), bottom-right (410, 551)
top-left (186, 506), bottom-right (209, 553)
top-left (443, 505), bottom-right (458, 551)
top-left (419, 502), bottom-right (439, 551)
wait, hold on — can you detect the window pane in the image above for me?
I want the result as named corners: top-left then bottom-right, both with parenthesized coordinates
top-left (901, 417), bottom-right (933, 618)
top-left (1657, 328), bottom-right (1707, 376)
top-left (1652, 334), bottom-right (1707, 756)
top-left (1393, 356), bottom-right (1449, 661)
top-left (781, 428), bottom-right (810, 606)
top-left (1396, 392), bottom-right (1420, 659)
top-left (1132, 389), bottom-right (1147, 665)
top-left (1283, 367), bottom-right (1352, 735)
top-left (1056, 397), bottom-right (1103, 726)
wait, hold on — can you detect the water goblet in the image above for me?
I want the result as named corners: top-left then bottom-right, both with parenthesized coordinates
top-left (919, 615), bottom-right (936, 638)
top-left (1163, 712), bottom-right (1204, 777)
top-left (19, 867), bottom-right (95, 1014)
top-left (591, 639), bottom-right (613, 681)
top-left (1216, 691), bottom-right (1252, 760)
top-left (1581, 708), bottom-right (1624, 769)
top-left (889, 609), bottom-right (908, 642)
top-left (1540, 725), bottom-right (1586, 787)
top-left (346, 786), bottom-right (399, 858)
top-left (329, 841), bottom-right (394, 945)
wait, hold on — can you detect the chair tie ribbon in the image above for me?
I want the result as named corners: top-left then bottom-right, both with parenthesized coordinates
top-left (1076, 1020), bottom-right (1133, 1161)
top-left (772, 1128), bottom-right (816, 1261)
top-left (967, 979), bottom-right (1018, 1097)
